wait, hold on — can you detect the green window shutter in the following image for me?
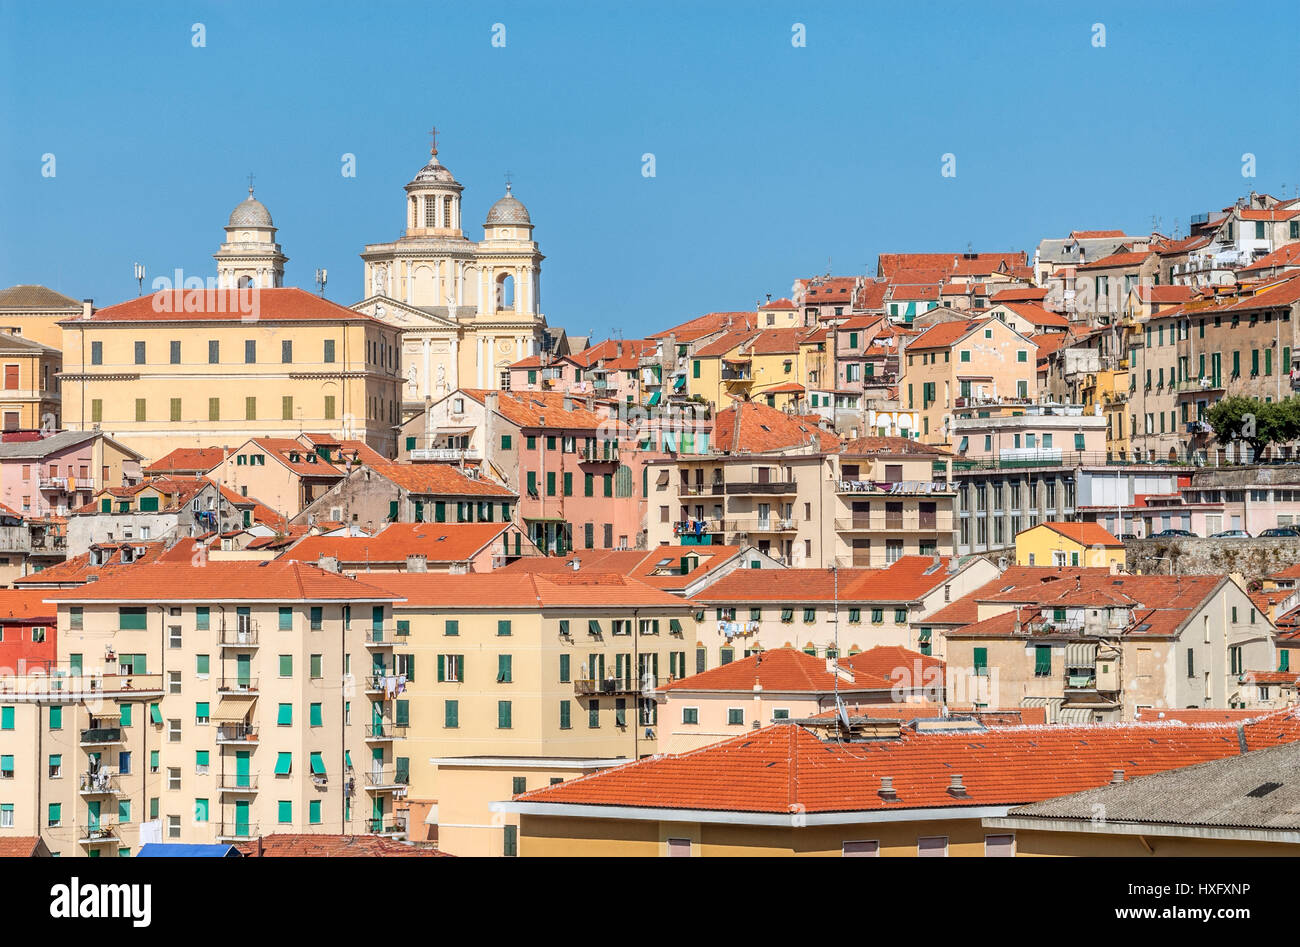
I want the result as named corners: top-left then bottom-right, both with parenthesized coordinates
top-left (498, 700), bottom-right (512, 729)
top-left (563, 472), bottom-right (573, 496)
top-left (310, 752), bottom-right (325, 775)
top-left (504, 825), bottom-right (518, 857)
top-left (444, 700), bottom-right (458, 728)
top-left (195, 607), bottom-right (210, 631)
top-left (196, 654), bottom-right (210, 675)
top-left (1281, 650), bottom-right (1291, 672)
top-left (277, 703), bottom-right (292, 725)
top-left (720, 647), bottom-right (734, 665)
top-left (49, 706), bottom-right (62, 729)
top-left (396, 620), bottom-right (410, 637)
top-left (196, 750), bottom-right (209, 767)
top-left (278, 607), bottom-right (292, 631)
top-left (149, 704), bottom-right (162, 724)
top-left (279, 800), bottom-right (292, 823)
top-left (309, 703), bottom-right (322, 727)
top-left (310, 654), bottom-right (323, 679)
top-left (692, 360), bottom-right (701, 378)
top-left (560, 700), bottom-right (571, 729)
top-left (118, 607), bottom-right (147, 631)
top-left (395, 699), bottom-right (410, 727)
top-left (310, 607), bottom-right (323, 630)
top-left (497, 654), bottom-right (512, 683)
top-left (309, 800), bottom-right (321, 825)
top-left (0, 706), bottom-right (12, 730)
top-left (445, 619), bottom-right (458, 636)
top-left (973, 647), bottom-right (988, 673)
top-left (437, 655), bottom-right (445, 682)
top-left (274, 753), bottom-right (292, 775)
top-left (559, 654), bottom-right (570, 682)
top-left (119, 704), bottom-right (132, 727)
top-left (1035, 646), bottom-right (1051, 676)
top-left (279, 655), bottom-right (292, 677)
top-left (502, 434), bottom-right (512, 450)
top-left (498, 619), bottom-right (511, 636)
top-left (195, 702), bottom-right (209, 721)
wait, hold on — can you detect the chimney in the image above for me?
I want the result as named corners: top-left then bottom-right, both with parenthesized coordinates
top-left (569, 558), bottom-right (580, 571)
top-left (947, 774), bottom-right (967, 798)
top-left (82, 299), bottom-right (93, 319)
top-left (878, 776), bottom-right (897, 801)
top-left (563, 396), bottom-right (573, 411)
top-left (617, 340), bottom-right (623, 357)
top-left (317, 554), bottom-right (340, 573)
top-left (484, 391), bottom-right (499, 419)
top-left (406, 554), bottom-right (427, 573)
top-left (1109, 559), bottom-right (1120, 576)
top-left (1111, 769), bottom-right (1125, 785)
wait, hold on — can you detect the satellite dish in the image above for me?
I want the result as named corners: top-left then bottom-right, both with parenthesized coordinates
top-left (835, 696), bottom-right (851, 731)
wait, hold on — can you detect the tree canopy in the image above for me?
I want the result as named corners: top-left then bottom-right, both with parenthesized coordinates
top-left (1207, 396), bottom-right (1300, 460)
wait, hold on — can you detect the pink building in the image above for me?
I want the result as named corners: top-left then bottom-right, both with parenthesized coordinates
top-left (0, 430), bottom-right (143, 518)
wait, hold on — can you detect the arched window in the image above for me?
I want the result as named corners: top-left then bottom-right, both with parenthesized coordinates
top-left (495, 272), bottom-right (515, 311)
top-left (424, 196), bottom-right (438, 228)
top-left (237, 275), bottom-right (254, 289)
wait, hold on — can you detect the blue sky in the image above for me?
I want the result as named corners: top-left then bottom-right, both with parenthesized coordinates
top-left (2, 0), bottom-right (1298, 339)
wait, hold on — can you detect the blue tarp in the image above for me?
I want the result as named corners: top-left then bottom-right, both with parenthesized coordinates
top-left (136, 843), bottom-right (240, 858)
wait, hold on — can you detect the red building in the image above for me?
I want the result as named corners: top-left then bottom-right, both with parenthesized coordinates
top-left (0, 589), bottom-right (56, 673)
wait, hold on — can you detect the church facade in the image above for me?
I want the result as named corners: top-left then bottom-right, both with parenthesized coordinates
top-left (351, 139), bottom-right (547, 411)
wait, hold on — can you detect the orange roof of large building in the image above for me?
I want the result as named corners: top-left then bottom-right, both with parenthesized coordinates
top-left (1075, 250), bottom-right (1153, 271)
top-left (42, 560), bottom-right (403, 603)
top-left (997, 302), bottom-right (1070, 328)
top-left (1037, 521), bottom-right (1124, 547)
top-left (711, 400), bottom-right (840, 453)
top-left (1238, 243), bottom-right (1300, 274)
top-left (362, 571), bottom-right (691, 609)
top-left (841, 645), bottom-right (945, 688)
top-left (369, 463), bottom-right (513, 497)
top-left (461, 389), bottom-right (607, 432)
top-left (693, 556), bottom-right (960, 604)
top-left (502, 545), bottom-right (750, 592)
top-left (15, 541), bottom-right (171, 587)
top-left (144, 447), bottom-right (228, 475)
top-left (1133, 707), bottom-right (1280, 724)
top-left (660, 647), bottom-right (893, 694)
top-left (280, 522), bottom-right (515, 566)
top-left (235, 834), bottom-right (449, 857)
top-left (904, 319), bottom-right (986, 351)
top-left (64, 288), bottom-right (387, 324)
top-left (512, 712), bottom-right (1300, 815)
top-left (0, 588), bottom-right (58, 621)
top-left (649, 311), bottom-right (757, 343)
top-left (0, 837), bottom-right (47, 857)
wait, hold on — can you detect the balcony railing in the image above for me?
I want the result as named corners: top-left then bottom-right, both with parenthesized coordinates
top-left (218, 625), bottom-right (259, 647)
top-left (723, 480), bottom-right (798, 495)
top-left (364, 628), bottom-right (397, 646)
top-left (215, 723), bottom-right (258, 743)
top-left (78, 823), bottom-right (118, 845)
top-left (79, 725), bottom-right (123, 746)
top-left (836, 479), bottom-right (957, 495)
top-left (834, 515), bottom-right (953, 533)
top-left (364, 721), bottom-right (409, 740)
top-left (680, 482), bottom-right (724, 497)
top-left (365, 818), bottom-right (406, 836)
top-left (39, 477), bottom-right (92, 491)
top-left (217, 774), bottom-right (259, 791)
top-left (79, 772), bottom-right (123, 795)
top-left (409, 447), bottom-right (481, 463)
top-left (579, 444), bottom-right (620, 463)
top-left (217, 678), bottom-right (259, 695)
top-left (217, 823), bottom-right (259, 841)
top-left (728, 517), bottom-right (797, 534)
top-left (573, 676), bottom-right (667, 696)
top-left (364, 767), bottom-right (410, 789)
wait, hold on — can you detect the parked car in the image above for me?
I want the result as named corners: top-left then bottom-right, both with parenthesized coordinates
top-left (1260, 527), bottom-right (1300, 537)
top-left (1152, 529), bottom-right (1197, 537)
top-left (1209, 529), bottom-right (1251, 539)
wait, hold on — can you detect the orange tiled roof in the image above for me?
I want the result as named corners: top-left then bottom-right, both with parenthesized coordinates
top-left (1133, 285), bottom-right (1196, 304)
top-left (839, 436), bottom-right (949, 456)
top-left (370, 463), bottom-right (513, 497)
top-left (712, 400), bottom-right (841, 453)
top-left (904, 319), bottom-right (986, 351)
top-left (65, 288), bottom-right (388, 325)
top-left (841, 645), bottom-right (945, 688)
top-left (280, 522), bottom-right (514, 566)
top-left (1069, 230), bottom-right (1126, 239)
top-left (241, 439), bottom-right (344, 477)
top-left (15, 541), bottom-right (170, 587)
top-left (462, 389), bottom-right (607, 432)
top-left (649, 311), bottom-right (757, 343)
top-left (693, 556), bottom-right (959, 604)
top-left (1134, 708), bottom-right (1274, 724)
top-left (660, 647), bottom-right (893, 693)
top-left (513, 713), bottom-right (1300, 815)
top-left (998, 302), bottom-right (1069, 327)
top-left (1040, 521), bottom-right (1124, 547)
top-left (1239, 243), bottom-right (1300, 274)
top-left (41, 560), bottom-right (404, 603)
top-left (144, 447), bottom-right (228, 475)
top-left (235, 834), bottom-right (449, 856)
top-left (362, 571), bottom-right (691, 609)
top-left (989, 287), bottom-right (1049, 303)
top-left (0, 589), bottom-right (57, 621)
top-left (760, 297), bottom-right (795, 309)
top-left (1075, 250), bottom-right (1152, 271)
top-left (0, 837), bottom-right (46, 857)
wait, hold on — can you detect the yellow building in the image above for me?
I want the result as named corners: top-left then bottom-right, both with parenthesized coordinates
top-left (0, 330), bottom-right (61, 431)
top-left (1077, 366), bottom-right (1131, 460)
top-left (686, 327), bottom-right (822, 409)
top-left (59, 286), bottom-right (403, 464)
top-left (900, 317), bottom-right (1038, 445)
top-left (358, 570), bottom-right (695, 857)
top-left (1014, 521), bottom-right (1125, 568)
top-left (0, 284), bottom-right (82, 351)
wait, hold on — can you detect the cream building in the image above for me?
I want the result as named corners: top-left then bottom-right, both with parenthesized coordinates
top-left (352, 138), bottom-right (548, 411)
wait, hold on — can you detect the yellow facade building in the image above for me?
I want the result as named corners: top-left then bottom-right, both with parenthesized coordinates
top-left (1014, 521), bottom-right (1126, 568)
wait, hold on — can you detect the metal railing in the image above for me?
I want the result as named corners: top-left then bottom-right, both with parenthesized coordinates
top-left (218, 625), bottom-right (259, 646)
top-left (836, 479), bottom-right (956, 495)
top-left (79, 772), bottom-right (122, 794)
top-left (79, 726), bottom-right (123, 745)
top-left (215, 723), bottom-right (258, 743)
top-left (409, 447), bottom-right (481, 463)
top-left (573, 676), bottom-right (667, 696)
top-left (217, 823), bottom-right (259, 840)
top-left (364, 721), bottom-right (409, 740)
top-left (365, 818), bottom-right (405, 835)
top-left (218, 774), bottom-right (259, 791)
top-left (579, 444), bottom-right (620, 463)
top-left (364, 767), bottom-right (410, 788)
top-left (217, 678), bottom-right (259, 694)
top-left (79, 822), bottom-right (118, 844)
top-left (723, 480), bottom-right (798, 495)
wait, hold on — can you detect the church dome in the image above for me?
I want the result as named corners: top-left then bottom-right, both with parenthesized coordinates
top-left (228, 194), bottom-right (273, 228)
top-left (409, 155), bottom-right (459, 187)
top-left (486, 185), bottom-right (531, 226)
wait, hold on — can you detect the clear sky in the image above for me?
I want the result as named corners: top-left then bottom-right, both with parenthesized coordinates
top-left (2, 0), bottom-right (1298, 339)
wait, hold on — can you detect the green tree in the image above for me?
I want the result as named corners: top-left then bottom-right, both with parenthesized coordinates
top-left (1208, 396), bottom-right (1300, 461)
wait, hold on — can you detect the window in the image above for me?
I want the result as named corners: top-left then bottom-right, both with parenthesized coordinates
top-left (277, 703), bottom-right (292, 726)
top-left (504, 825), bottom-right (518, 858)
top-left (727, 707), bottom-right (744, 726)
top-left (195, 654), bottom-right (209, 677)
top-left (279, 655), bottom-right (293, 677)
top-left (0, 755), bottom-right (11, 778)
top-left (843, 840), bottom-right (879, 857)
top-left (310, 654), bottom-right (323, 679)
top-left (588, 700), bottom-right (600, 728)
top-left (48, 754), bottom-right (61, 778)
top-left (985, 834), bottom-right (1015, 857)
top-left (167, 815), bottom-right (180, 839)
top-left (281, 339), bottom-right (293, 363)
top-left (195, 702), bottom-right (209, 725)
top-left (497, 654), bottom-right (513, 683)
top-left (167, 767), bottom-right (181, 790)
top-left (278, 800), bottom-right (292, 824)
top-left (208, 397), bottom-right (220, 422)
top-left (324, 339), bottom-right (335, 363)
top-left (682, 707), bottom-right (699, 725)
top-left (195, 750), bottom-right (209, 775)
top-left (282, 396), bottom-right (294, 421)
top-left (918, 836), bottom-right (948, 857)
top-left (497, 700), bottom-right (512, 729)
top-left (444, 700), bottom-right (459, 728)
top-left (498, 620), bottom-right (512, 637)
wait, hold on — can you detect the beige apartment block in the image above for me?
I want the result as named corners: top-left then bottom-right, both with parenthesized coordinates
top-left (359, 571), bottom-right (694, 857)
top-left (0, 559), bottom-right (416, 856)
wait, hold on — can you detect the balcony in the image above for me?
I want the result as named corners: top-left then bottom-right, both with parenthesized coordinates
top-left (79, 772), bottom-right (124, 796)
top-left (365, 818), bottom-right (406, 837)
top-left (680, 482), bottom-right (724, 497)
top-left (217, 774), bottom-right (259, 793)
top-left (217, 678), bottom-right (259, 696)
top-left (217, 823), bottom-right (260, 842)
top-left (79, 721), bottom-right (123, 746)
top-left (834, 514), bottom-right (952, 533)
top-left (78, 822), bottom-right (118, 846)
top-left (39, 477), bottom-right (92, 492)
top-left (363, 767), bottom-right (410, 791)
top-left (364, 628), bottom-right (397, 647)
top-left (579, 443), bottom-right (620, 463)
top-left (836, 479), bottom-right (956, 496)
top-left (409, 447), bottom-right (481, 463)
top-left (574, 676), bottom-right (666, 696)
top-left (363, 721), bottom-right (409, 742)
top-left (728, 517), bottom-right (797, 534)
top-left (723, 480), bottom-right (798, 496)
top-left (218, 624), bottom-right (259, 647)
top-left (215, 723), bottom-right (259, 744)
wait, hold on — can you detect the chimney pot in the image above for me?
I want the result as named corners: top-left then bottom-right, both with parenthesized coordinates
top-left (1111, 768), bottom-right (1125, 784)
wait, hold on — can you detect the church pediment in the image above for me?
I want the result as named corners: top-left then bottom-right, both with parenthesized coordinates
top-left (350, 295), bottom-right (459, 329)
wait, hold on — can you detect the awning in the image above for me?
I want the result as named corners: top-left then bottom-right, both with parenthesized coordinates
top-left (656, 470), bottom-right (670, 486)
top-left (673, 376), bottom-right (686, 390)
top-left (648, 391), bottom-right (662, 406)
top-left (1020, 696), bottom-right (1064, 723)
top-left (211, 696), bottom-right (255, 722)
top-left (1057, 706), bottom-right (1095, 724)
top-left (1064, 642), bottom-right (1099, 668)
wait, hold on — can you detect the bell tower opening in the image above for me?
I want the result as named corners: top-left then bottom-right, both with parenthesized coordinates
top-left (495, 272), bottom-right (515, 312)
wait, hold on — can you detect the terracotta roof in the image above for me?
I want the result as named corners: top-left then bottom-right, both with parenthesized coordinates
top-left (839, 435), bottom-right (949, 456)
top-left (1069, 230), bottom-right (1126, 239)
top-left (649, 311), bottom-right (757, 343)
top-left (1075, 251), bottom-right (1152, 271)
top-left (1243, 670), bottom-right (1300, 685)
top-left (42, 560), bottom-right (403, 603)
top-left (904, 319), bottom-right (985, 351)
top-left (370, 463), bottom-right (513, 497)
top-left (1133, 708), bottom-right (1267, 724)
top-left (235, 834), bottom-right (449, 857)
top-left (0, 589), bottom-right (58, 621)
top-left (462, 389), bottom-right (607, 432)
top-left (297, 434), bottom-right (389, 467)
top-left (1238, 243), bottom-right (1300, 274)
top-left (660, 647), bottom-right (893, 694)
top-left (280, 522), bottom-right (514, 566)
top-left (0, 837), bottom-right (47, 856)
top-left (693, 556), bottom-right (959, 604)
top-left (998, 302), bottom-right (1069, 327)
top-left (74, 476), bottom-right (217, 515)
top-left (711, 400), bottom-right (841, 453)
top-left (0, 285), bottom-right (80, 309)
top-left (513, 714), bottom-right (1300, 815)
top-left (501, 545), bottom-right (745, 592)
top-left (841, 645), bottom-right (946, 689)
top-left (65, 288), bottom-right (388, 324)
top-left (1239, 208), bottom-right (1300, 221)
top-left (1039, 521), bottom-right (1124, 547)
top-left (989, 287), bottom-right (1049, 303)
top-left (805, 702), bottom-right (1048, 726)
top-left (144, 447), bottom-right (228, 475)
top-left (241, 439), bottom-right (344, 477)
top-left (1133, 285), bottom-right (1195, 304)
top-left (571, 338), bottom-right (656, 368)
top-left (877, 252), bottom-right (1026, 280)
top-left (15, 541), bottom-right (170, 587)
top-left (762, 382), bottom-right (806, 394)
top-left (362, 571), bottom-right (691, 609)
top-left (760, 297), bottom-right (795, 309)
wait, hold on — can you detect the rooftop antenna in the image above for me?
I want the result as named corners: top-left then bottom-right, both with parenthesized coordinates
top-left (133, 262), bottom-right (145, 297)
top-left (315, 268), bottom-right (328, 296)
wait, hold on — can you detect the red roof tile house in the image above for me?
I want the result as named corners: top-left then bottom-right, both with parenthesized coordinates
top-left (928, 567), bottom-right (1276, 722)
top-left (494, 710), bottom-right (1300, 856)
top-left (206, 437), bottom-right (351, 518)
top-left (655, 647), bottom-right (922, 751)
top-left (1013, 520), bottom-right (1126, 569)
top-left (278, 521), bottom-right (539, 573)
